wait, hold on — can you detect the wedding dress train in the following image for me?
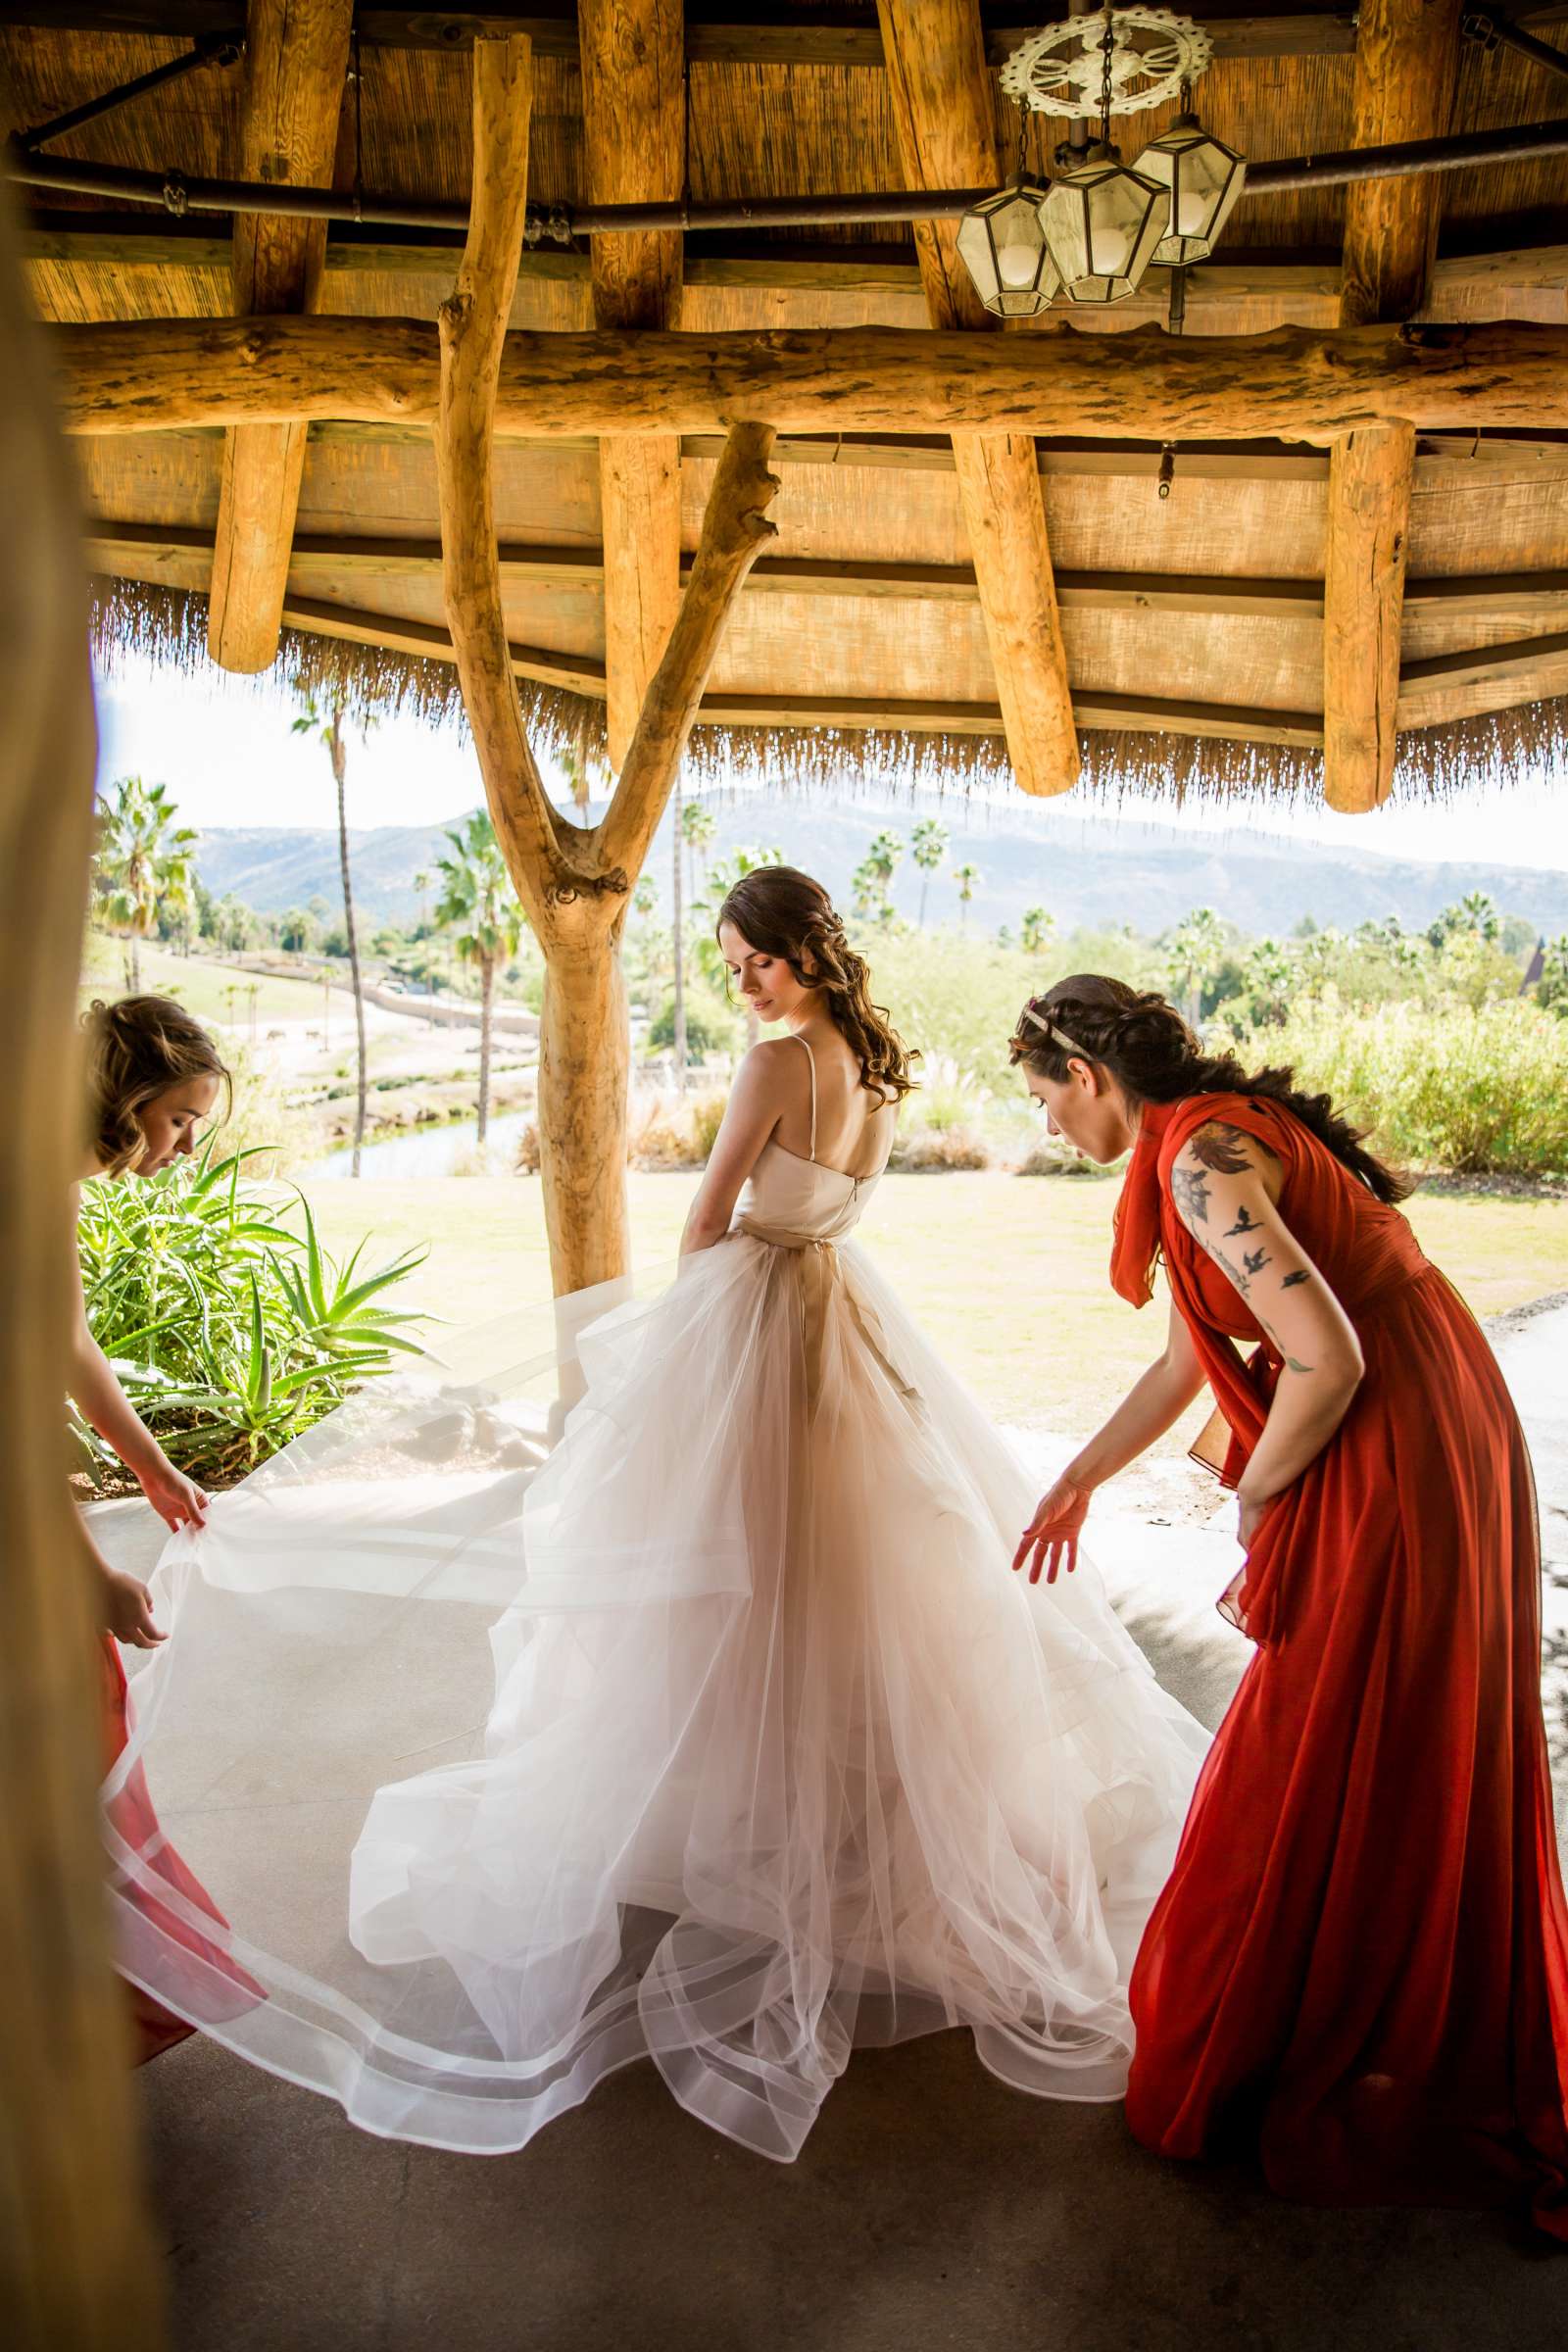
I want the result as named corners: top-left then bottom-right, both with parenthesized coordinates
top-left (107, 1046), bottom-right (1206, 2158)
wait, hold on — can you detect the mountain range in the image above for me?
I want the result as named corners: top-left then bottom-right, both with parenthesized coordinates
top-left (192, 794), bottom-right (1568, 944)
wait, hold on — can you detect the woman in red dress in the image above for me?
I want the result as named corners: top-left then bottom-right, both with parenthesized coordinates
top-left (1008, 975), bottom-right (1568, 2238)
top-left (76, 996), bottom-right (258, 2061)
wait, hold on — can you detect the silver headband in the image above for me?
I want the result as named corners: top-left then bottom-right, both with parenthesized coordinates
top-left (1019, 1004), bottom-right (1092, 1060)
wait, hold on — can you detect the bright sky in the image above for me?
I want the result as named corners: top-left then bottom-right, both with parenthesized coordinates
top-left (96, 655), bottom-right (1568, 873)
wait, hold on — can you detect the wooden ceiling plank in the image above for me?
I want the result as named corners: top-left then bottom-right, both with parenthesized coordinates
top-left (875, 0), bottom-right (1078, 800)
top-left (207, 0), bottom-right (355, 674)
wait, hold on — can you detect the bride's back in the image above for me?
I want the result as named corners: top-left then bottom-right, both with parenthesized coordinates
top-left (765, 1024), bottom-right (894, 1178)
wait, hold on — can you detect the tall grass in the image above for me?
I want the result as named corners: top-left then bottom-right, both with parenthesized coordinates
top-left (1254, 999), bottom-right (1568, 1177)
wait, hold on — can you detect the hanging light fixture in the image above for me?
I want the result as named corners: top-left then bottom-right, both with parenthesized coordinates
top-left (979, 9), bottom-right (1243, 309)
top-left (1041, 142), bottom-right (1166, 305)
top-left (1140, 101), bottom-right (1247, 267)
top-left (1040, 9), bottom-right (1165, 305)
top-left (955, 108), bottom-right (1059, 318)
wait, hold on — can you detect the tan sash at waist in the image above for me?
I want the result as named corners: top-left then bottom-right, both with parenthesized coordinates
top-left (736, 1220), bottom-right (920, 1422)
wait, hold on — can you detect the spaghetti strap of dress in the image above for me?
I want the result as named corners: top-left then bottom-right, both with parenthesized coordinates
top-left (788, 1031), bottom-right (817, 1161)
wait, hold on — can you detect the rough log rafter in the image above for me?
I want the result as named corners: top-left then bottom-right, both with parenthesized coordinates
top-left (207, 0), bottom-right (354, 674)
top-left (52, 318), bottom-right (1568, 441)
top-left (876, 0), bottom-right (1079, 801)
top-left (1324, 0), bottom-right (1461, 811)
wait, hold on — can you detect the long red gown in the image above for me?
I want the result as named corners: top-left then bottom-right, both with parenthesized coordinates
top-left (1115, 1093), bottom-right (1568, 2238)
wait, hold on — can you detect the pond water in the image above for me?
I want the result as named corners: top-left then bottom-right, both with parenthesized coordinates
top-left (306, 1111), bottom-right (531, 1180)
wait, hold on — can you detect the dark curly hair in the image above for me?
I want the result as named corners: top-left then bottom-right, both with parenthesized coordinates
top-left (82, 994), bottom-right (230, 1177)
top-left (1009, 973), bottom-right (1411, 1204)
top-left (715, 865), bottom-right (917, 1102)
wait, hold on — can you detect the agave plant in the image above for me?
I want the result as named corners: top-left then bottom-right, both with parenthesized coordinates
top-left (74, 1141), bottom-right (430, 1489)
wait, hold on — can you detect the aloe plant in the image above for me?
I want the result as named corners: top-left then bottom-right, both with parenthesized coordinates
top-left (75, 1141), bottom-right (430, 1488)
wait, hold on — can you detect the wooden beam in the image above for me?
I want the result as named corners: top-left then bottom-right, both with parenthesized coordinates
top-left (435, 31), bottom-right (573, 924)
top-left (27, 3), bottom-right (1568, 66)
top-left (1323, 421), bottom-right (1416, 811)
top-left (25, 215), bottom-right (1568, 335)
top-left (51, 316), bottom-right (1568, 442)
top-left (89, 517), bottom-right (1568, 632)
top-left (1399, 624), bottom-right (1568, 696)
top-left (876, 0), bottom-right (1078, 800)
top-left (207, 0), bottom-right (354, 674)
top-left (1328, 4), bottom-right (1461, 810)
top-left (1341, 0), bottom-right (1465, 328)
top-left (0, 176), bottom-right (167, 2351)
top-left (579, 0), bottom-right (685, 776)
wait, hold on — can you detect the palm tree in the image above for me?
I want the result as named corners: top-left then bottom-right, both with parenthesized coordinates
top-left (93, 775), bottom-right (198, 992)
top-left (910, 816), bottom-right (949, 927)
top-left (1020, 906), bottom-right (1054, 956)
top-left (631, 873), bottom-right (659, 920)
top-left (433, 810), bottom-right (526, 1145)
top-left (293, 690), bottom-right (370, 1177)
top-left (561, 744), bottom-right (606, 826)
top-left (953, 860), bottom-right (981, 932)
top-left (1166, 906), bottom-right (1227, 1024)
top-left (682, 799), bottom-right (717, 909)
top-left (669, 767), bottom-right (692, 1083)
top-left (695, 844), bottom-right (784, 1047)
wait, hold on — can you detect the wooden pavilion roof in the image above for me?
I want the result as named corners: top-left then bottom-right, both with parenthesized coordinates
top-left (7, 2), bottom-right (1568, 804)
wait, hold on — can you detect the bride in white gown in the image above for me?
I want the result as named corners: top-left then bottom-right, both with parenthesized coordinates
top-left (107, 867), bottom-right (1206, 2160)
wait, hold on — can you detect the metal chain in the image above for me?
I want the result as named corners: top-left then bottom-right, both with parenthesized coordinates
top-left (1100, 6), bottom-right (1115, 148)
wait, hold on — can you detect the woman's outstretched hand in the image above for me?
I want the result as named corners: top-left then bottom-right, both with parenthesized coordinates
top-left (100, 1562), bottom-right (165, 1649)
top-left (1013, 1476), bottom-right (1092, 1585)
top-left (137, 1454), bottom-right (209, 1533)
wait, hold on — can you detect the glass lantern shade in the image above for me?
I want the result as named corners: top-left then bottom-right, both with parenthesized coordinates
top-left (956, 177), bottom-right (1060, 318)
top-left (1140, 114), bottom-right (1247, 268)
top-left (1040, 146), bottom-right (1167, 306)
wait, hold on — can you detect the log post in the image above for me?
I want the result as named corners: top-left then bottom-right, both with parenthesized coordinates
top-left (207, 0), bottom-right (354, 673)
top-left (876, 0), bottom-right (1080, 799)
top-left (578, 0), bottom-right (686, 775)
top-left (437, 34), bottom-right (777, 1298)
top-left (1325, 0), bottom-right (1461, 808)
top-left (1323, 420), bottom-right (1416, 812)
top-left (0, 182), bottom-right (166, 2348)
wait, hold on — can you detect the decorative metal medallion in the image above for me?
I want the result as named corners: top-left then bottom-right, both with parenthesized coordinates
top-left (1000, 8), bottom-right (1214, 122)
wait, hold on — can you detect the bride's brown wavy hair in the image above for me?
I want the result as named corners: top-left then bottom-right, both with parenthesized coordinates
top-left (1009, 973), bottom-right (1412, 1205)
top-left (715, 866), bottom-right (917, 1102)
top-left (83, 994), bottom-right (231, 1177)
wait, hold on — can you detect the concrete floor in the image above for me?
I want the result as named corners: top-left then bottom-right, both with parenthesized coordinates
top-left (123, 1299), bottom-right (1568, 2352)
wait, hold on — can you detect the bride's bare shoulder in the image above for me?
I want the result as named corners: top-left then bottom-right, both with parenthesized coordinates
top-left (734, 1035), bottom-right (810, 1102)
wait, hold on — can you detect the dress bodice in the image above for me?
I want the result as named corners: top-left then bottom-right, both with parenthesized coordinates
top-left (732, 1034), bottom-right (896, 1247)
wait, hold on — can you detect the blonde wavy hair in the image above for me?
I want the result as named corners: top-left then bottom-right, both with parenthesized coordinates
top-left (82, 994), bottom-right (230, 1177)
top-left (714, 865), bottom-right (917, 1102)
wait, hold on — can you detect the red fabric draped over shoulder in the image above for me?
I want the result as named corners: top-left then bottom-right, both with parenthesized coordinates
top-left (1117, 1092), bottom-right (1568, 2238)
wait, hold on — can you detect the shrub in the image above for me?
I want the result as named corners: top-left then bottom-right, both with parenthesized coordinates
top-left (1014, 1133), bottom-right (1101, 1178)
top-left (74, 1144), bottom-right (429, 1490)
top-left (1250, 999), bottom-right (1568, 1177)
top-left (888, 1124), bottom-right (990, 1173)
top-left (514, 1118), bottom-right (541, 1175)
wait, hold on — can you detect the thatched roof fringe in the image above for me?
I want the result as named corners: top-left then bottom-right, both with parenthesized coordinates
top-left (86, 577), bottom-right (610, 768)
top-left (87, 576), bottom-right (1568, 819)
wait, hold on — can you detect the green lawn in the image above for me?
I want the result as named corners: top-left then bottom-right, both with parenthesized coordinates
top-left (299, 1170), bottom-right (1568, 1444)
top-left (80, 935), bottom-right (329, 1029)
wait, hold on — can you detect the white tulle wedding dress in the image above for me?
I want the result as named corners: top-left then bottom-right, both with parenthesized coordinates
top-left (108, 1041), bottom-right (1207, 2159)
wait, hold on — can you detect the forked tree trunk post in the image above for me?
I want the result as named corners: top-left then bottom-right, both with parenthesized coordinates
top-left (0, 180), bottom-right (167, 2349)
top-left (435, 33), bottom-right (778, 1296)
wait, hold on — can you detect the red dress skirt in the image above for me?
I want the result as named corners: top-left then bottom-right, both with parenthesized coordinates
top-left (1116, 1095), bottom-right (1568, 2238)
top-left (100, 1634), bottom-right (262, 2063)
